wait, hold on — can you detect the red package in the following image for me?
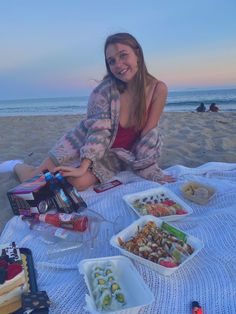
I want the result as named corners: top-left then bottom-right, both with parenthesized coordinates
top-left (93, 180), bottom-right (122, 193)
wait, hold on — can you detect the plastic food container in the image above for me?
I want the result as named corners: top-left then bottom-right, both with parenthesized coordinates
top-left (78, 255), bottom-right (154, 314)
top-left (110, 216), bottom-right (204, 276)
top-left (181, 181), bottom-right (216, 205)
top-left (123, 186), bottom-right (193, 221)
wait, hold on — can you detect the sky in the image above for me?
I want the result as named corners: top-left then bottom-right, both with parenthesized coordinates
top-left (0, 0), bottom-right (236, 100)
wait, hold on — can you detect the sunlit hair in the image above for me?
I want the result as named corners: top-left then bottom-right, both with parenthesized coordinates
top-left (104, 33), bottom-right (150, 129)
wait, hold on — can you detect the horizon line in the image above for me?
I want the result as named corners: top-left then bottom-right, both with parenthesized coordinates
top-left (0, 86), bottom-right (236, 102)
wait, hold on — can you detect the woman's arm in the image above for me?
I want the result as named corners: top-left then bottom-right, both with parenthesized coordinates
top-left (141, 81), bottom-right (168, 136)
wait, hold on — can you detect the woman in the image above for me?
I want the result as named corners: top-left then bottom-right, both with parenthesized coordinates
top-left (208, 103), bottom-right (219, 112)
top-left (14, 33), bottom-right (174, 190)
top-left (196, 103), bottom-right (206, 112)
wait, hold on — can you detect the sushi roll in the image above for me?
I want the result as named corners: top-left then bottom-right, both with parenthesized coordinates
top-left (111, 282), bottom-right (121, 294)
top-left (92, 271), bottom-right (103, 279)
top-left (93, 285), bottom-right (108, 300)
top-left (114, 290), bottom-right (126, 305)
top-left (106, 275), bottom-right (115, 283)
top-left (90, 262), bottom-right (127, 311)
top-left (92, 275), bottom-right (107, 290)
top-left (91, 265), bottom-right (104, 279)
top-left (104, 266), bottom-right (113, 276)
top-left (92, 265), bottom-right (104, 273)
top-left (96, 288), bottom-right (112, 310)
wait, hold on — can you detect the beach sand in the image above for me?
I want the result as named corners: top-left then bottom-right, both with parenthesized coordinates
top-left (1, 112), bottom-right (236, 233)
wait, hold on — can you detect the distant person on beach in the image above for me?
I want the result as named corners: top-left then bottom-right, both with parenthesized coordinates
top-left (208, 103), bottom-right (219, 112)
top-left (196, 102), bottom-right (206, 112)
top-left (2, 32), bottom-right (174, 189)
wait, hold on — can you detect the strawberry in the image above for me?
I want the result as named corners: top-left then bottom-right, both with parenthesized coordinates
top-left (7, 263), bottom-right (22, 280)
top-left (176, 209), bottom-right (187, 215)
top-left (162, 200), bottom-right (176, 206)
top-left (159, 260), bottom-right (178, 268)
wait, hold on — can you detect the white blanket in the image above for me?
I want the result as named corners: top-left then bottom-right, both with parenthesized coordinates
top-left (1, 162), bottom-right (236, 314)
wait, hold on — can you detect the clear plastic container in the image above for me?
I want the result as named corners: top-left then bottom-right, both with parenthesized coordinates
top-left (27, 209), bottom-right (124, 258)
top-left (79, 255), bottom-right (154, 314)
top-left (30, 222), bottom-right (84, 243)
top-left (181, 181), bottom-right (216, 204)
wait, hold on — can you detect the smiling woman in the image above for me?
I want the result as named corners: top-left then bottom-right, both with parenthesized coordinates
top-left (106, 46), bottom-right (139, 82)
top-left (14, 32), bottom-right (175, 190)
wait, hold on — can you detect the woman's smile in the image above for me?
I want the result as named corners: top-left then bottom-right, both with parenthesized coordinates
top-left (117, 66), bottom-right (129, 77)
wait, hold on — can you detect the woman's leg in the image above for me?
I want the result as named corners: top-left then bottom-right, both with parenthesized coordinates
top-left (67, 170), bottom-right (99, 191)
top-left (14, 157), bottom-right (57, 182)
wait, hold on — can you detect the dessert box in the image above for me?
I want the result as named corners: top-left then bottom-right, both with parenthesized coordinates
top-left (78, 255), bottom-right (154, 314)
top-left (123, 187), bottom-right (193, 221)
top-left (0, 245), bottom-right (47, 314)
top-left (181, 181), bottom-right (216, 205)
top-left (110, 216), bottom-right (204, 276)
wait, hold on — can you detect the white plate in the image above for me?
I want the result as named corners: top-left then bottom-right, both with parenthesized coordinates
top-left (78, 255), bottom-right (154, 314)
top-left (123, 186), bottom-right (193, 221)
top-left (110, 216), bottom-right (204, 276)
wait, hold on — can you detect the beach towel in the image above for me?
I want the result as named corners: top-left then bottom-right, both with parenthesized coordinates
top-left (1, 162), bottom-right (236, 314)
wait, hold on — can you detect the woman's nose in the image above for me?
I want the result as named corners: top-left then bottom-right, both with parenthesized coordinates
top-left (114, 57), bottom-right (123, 68)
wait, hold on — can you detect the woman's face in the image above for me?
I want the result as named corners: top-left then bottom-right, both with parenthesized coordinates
top-left (106, 43), bottom-right (139, 83)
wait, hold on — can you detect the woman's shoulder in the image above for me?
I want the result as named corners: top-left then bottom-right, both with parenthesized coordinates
top-left (146, 76), bottom-right (168, 98)
top-left (93, 77), bottom-right (114, 95)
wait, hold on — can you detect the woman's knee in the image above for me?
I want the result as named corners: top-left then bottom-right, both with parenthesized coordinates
top-left (68, 172), bottom-right (98, 191)
top-left (68, 177), bottom-right (90, 191)
top-left (14, 163), bottom-right (38, 182)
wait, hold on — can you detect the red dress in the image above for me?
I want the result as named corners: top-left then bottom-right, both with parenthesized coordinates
top-left (111, 124), bottom-right (141, 150)
top-left (112, 104), bottom-right (152, 150)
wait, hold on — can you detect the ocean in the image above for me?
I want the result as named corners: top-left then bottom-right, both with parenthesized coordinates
top-left (0, 88), bottom-right (236, 116)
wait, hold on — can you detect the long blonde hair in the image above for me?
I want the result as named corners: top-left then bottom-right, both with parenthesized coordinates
top-left (104, 33), bottom-right (150, 129)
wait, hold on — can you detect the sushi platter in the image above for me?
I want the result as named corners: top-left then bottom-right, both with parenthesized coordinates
top-left (110, 215), bottom-right (204, 276)
top-left (123, 186), bottom-right (193, 221)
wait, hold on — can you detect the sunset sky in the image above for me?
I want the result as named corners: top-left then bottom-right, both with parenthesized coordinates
top-left (0, 0), bottom-right (236, 100)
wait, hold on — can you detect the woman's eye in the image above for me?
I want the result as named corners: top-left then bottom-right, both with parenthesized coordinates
top-left (120, 53), bottom-right (128, 59)
top-left (108, 59), bottom-right (115, 66)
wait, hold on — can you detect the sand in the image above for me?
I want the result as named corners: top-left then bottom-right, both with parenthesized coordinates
top-left (0, 112), bottom-right (236, 233)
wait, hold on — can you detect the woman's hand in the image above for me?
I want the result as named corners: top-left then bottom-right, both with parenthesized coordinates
top-left (158, 174), bottom-right (176, 184)
top-left (54, 158), bottom-right (92, 178)
top-left (54, 166), bottom-right (87, 178)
